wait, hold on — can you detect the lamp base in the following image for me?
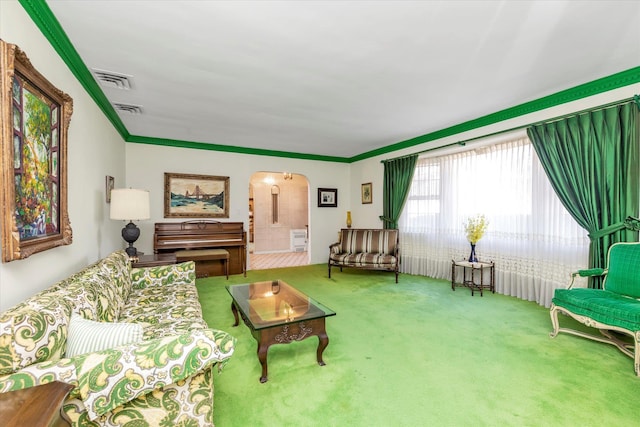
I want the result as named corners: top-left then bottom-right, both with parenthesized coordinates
top-left (122, 221), bottom-right (140, 257)
top-left (125, 246), bottom-right (138, 257)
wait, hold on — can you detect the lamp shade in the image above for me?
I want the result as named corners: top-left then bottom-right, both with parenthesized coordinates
top-left (109, 189), bottom-right (150, 221)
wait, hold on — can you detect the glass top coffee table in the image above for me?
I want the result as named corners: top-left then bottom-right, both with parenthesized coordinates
top-left (226, 280), bottom-right (336, 383)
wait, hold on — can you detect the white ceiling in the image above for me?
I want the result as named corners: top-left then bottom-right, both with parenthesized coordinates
top-left (46, 0), bottom-right (640, 159)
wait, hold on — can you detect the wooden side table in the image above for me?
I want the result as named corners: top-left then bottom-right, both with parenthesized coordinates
top-left (451, 259), bottom-right (495, 296)
top-left (0, 381), bottom-right (74, 426)
top-left (131, 253), bottom-right (177, 268)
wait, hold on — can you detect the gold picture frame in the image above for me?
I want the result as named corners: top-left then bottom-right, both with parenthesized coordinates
top-left (1, 40), bottom-right (73, 262)
top-left (164, 172), bottom-right (230, 218)
top-left (361, 182), bottom-right (372, 204)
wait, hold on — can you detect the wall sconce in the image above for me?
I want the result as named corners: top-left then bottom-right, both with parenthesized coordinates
top-left (283, 172), bottom-right (293, 180)
top-left (109, 188), bottom-right (150, 257)
top-left (271, 185), bottom-right (280, 224)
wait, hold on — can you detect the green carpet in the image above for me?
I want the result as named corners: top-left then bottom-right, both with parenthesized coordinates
top-left (196, 265), bottom-right (638, 427)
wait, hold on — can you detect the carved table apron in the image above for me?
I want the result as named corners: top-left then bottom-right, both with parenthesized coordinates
top-left (231, 301), bottom-right (329, 383)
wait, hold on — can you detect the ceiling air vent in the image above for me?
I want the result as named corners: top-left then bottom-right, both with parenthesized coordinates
top-left (113, 103), bottom-right (143, 115)
top-left (92, 68), bottom-right (133, 90)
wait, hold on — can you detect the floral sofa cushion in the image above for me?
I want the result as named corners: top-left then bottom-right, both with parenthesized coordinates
top-left (74, 328), bottom-right (235, 421)
top-left (63, 370), bottom-right (213, 427)
top-left (121, 285), bottom-right (203, 324)
top-left (130, 261), bottom-right (196, 290)
top-left (57, 279), bottom-right (100, 321)
top-left (0, 293), bottom-right (72, 375)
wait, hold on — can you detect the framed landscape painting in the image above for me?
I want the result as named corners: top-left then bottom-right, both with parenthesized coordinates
top-left (0, 40), bottom-right (73, 262)
top-left (164, 172), bottom-right (229, 218)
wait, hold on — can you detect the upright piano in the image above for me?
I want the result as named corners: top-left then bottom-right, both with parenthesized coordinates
top-left (154, 221), bottom-right (246, 277)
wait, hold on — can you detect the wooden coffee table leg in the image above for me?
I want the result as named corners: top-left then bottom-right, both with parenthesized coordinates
top-left (317, 332), bottom-right (329, 366)
top-left (316, 319), bottom-right (329, 366)
top-left (257, 334), bottom-right (270, 383)
top-left (231, 302), bottom-right (239, 327)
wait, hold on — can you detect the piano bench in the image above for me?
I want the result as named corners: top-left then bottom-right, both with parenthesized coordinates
top-left (175, 249), bottom-right (230, 279)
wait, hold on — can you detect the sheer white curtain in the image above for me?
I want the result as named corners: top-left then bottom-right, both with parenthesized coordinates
top-left (398, 134), bottom-right (589, 307)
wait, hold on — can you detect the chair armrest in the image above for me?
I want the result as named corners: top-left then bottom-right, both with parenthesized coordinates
top-left (567, 268), bottom-right (608, 289)
top-left (0, 358), bottom-right (79, 397)
top-left (130, 261), bottom-right (196, 289)
top-left (329, 242), bottom-right (342, 254)
top-left (73, 328), bottom-right (235, 421)
top-left (575, 268), bottom-right (607, 277)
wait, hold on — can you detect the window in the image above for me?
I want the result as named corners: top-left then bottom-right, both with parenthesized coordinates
top-left (404, 160), bottom-right (440, 216)
top-left (399, 135), bottom-right (589, 307)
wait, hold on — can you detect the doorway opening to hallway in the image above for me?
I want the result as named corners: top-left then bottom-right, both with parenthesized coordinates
top-left (249, 172), bottom-right (310, 270)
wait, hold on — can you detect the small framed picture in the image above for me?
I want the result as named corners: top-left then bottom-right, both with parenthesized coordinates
top-left (317, 188), bottom-right (338, 207)
top-left (361, 182), bottom-right (372, 204)
top-left (105, 175), bottom-right (114, 203)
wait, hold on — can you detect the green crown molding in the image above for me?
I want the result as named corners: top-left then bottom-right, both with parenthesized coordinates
top-left (19, 0), bottom-right (129, 139)
top-left (349, 66), bottom-right (640, 162)
top-left (21, 1), bottom-right (640, 164)
top-left (127, 134), bottom-right (350, 163)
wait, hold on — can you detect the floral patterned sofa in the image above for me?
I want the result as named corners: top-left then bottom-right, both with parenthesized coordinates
top-left (0, 250), bottom-right (235, 426)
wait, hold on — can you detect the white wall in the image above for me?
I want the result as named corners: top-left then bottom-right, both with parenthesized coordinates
top-left (0, 1), bottom-right (126, 311)
top-left (125, 144), bottom-right (350, 265)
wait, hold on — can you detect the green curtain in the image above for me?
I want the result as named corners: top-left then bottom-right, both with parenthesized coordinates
top-left (527, 101), bottom-right (639, 288)
top-left (379, 154), bottom-right (418, 229)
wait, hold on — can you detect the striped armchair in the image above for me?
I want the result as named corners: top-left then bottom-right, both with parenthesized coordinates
top-left (328, 228), bottom-right (399, 282)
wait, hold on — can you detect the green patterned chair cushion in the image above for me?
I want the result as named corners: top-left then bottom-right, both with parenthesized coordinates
top-left (553, 288), bottom-right (640, 331)
top-left (604, 242), bottom-right (640, 298)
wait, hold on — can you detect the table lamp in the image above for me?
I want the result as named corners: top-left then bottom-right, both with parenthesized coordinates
top-left (109, 188), bottom-right (150, 257)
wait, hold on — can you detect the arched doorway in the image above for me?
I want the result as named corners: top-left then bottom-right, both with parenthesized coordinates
top-left (248, 172), bottom-right (309, 270)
